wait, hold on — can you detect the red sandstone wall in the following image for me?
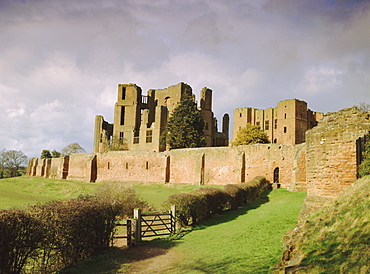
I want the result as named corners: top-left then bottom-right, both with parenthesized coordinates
top-left (169, 149), bottom-right (204, 184)
top-left (49, 157), bottom-right (67, 179)
top-left (95, 151), bottom-right (167, 183)
top-left (28, 143), bottom-right (306, 188)
top-left (67, 153), bottom-right (96, 182)
top-left (306, 107), bottom-right (370, 198)
top-left (237, 143), bottom-right (303, 188)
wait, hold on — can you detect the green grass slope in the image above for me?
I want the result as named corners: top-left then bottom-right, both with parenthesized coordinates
top-left (163, 189), bottom-right (306, 273)
top-left (295, 176), bottom-right (370, 273)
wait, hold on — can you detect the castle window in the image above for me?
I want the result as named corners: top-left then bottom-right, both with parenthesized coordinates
top-left (107, 162), bottom-right (110, 169)
top-left (284, 113), bottom-right (287, 119)
top-left (133, 130), bottom-right (139, 144)
top-left (121, 87), bottom-right (126, 100)
top-left (284, 127), bottom-right (287, 133)
top-left (146, 130), bottom-right (152, 143)
top-left (240, 113), bottom-right (242, 117)
top-left (274, 119), bottom-right (277, 129)
top-left (119, 132), bottom-right (124, 141)
top-left (205, 122), bottom-right (209, 130)
top-left (146, 161), bottom-right (149, 169)
top-left (120, 106), bottom-right (125, 125)
top-left (265, 120), bottom-right (269, 130)
top-left (125, 162), bottom-right (128, 169)
top-left (274, 138), bottom-right (277, 143)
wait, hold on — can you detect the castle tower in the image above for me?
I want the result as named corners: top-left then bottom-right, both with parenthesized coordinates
top-left (94, 82), bottom-right (229, 152)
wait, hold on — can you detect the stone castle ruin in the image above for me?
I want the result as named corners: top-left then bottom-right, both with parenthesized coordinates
top-left (94, 82), bottom-right (229, 153)
top-left (27, 83), bottom-right (370, 210)
top-left (233, 99), bottom-right (323, 145)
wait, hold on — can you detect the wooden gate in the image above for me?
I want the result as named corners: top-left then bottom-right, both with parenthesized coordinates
top-left (135, 205), bottom-right (176, 240)
top-left (114, 206), bottom-right (176, 247)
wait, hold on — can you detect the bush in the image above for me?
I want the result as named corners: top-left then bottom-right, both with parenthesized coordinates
top-left (164, 177), bottom-right (268, 227)
top-left (32, 195), bottom-right (122, 270)
top-left (164, 192), bottom-right (208, 226)
top-left (223, 184), bottom-right (245, 210)
top-left (95, 183), bottom-right (152, 218)
top-left (197, 187), bottom-right (229, 216)
top-left (0, 209), bottom-right (44, 274)
top-left (359, 141), bottom-right (370, 177)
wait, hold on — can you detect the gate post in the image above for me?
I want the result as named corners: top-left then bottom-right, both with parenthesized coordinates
top-left (171, 205), bottom-right (176, 233)
top-left (134, 208), bottom-right (142, 243)
top-left (126, 219), bottom-right (132, 247)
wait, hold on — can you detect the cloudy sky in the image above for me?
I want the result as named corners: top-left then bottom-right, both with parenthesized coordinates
top-left (1, 0), bottom-right (369, 157)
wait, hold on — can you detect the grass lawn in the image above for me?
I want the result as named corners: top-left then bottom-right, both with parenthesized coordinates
top-left (0, 176), bottom-right (98, 208)
top-left (0, 176), bottom-right (220, 210)
top-left (63, 188), bottom-right (306, 273)
top-left (1, 177), bottom-right (306, 273)
top-left (161, 188), bottom-right (306, 273)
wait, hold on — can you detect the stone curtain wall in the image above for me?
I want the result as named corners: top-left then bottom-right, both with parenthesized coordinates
top-left (306, 107), bottom-right (370, 199)
top-left (28, 144), bottom-right (305, 188)
top-left (94, 151), bottom-right (168, 183)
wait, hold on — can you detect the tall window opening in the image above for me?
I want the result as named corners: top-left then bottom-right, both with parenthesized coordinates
top-left (284, 127), bottom-right (287, 133)
top-left (274, 119), bottom-right (277, 129)
top-left (274, 167), bottom-right (280, 186)
top-left (121, 87), bottom-right (126, 100)
top-left (146, 130), bottom-right (152, 143)
top-left (265, 120), bottom-right (269, 130)
top-left (133, 130), bottom-right (139, 144)
top-left (120, 106), bottom-right (125, 125)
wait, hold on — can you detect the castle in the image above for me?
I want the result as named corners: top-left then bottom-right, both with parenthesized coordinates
top-left (233, 99), bottom-right (323, 145)
top-left (93, 82), bottom-right (229, 153)
top-left (27, 83), bottom-right (370, 213)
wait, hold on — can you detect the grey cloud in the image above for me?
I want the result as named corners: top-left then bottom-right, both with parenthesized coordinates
top-left (0, 0), bottom-right (369, 157)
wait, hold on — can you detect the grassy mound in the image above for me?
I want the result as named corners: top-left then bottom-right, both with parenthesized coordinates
top-left (282, 176), bottom-right (370, 273)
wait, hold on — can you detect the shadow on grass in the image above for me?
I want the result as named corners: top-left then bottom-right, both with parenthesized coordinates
top-left (189, 188), bottom-right (271, 232)
top-left (59, 240), bottom-right (179, 274)
top-left (60, 189), bottom-right (271, 273)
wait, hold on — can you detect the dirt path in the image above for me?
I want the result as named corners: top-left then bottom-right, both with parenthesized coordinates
top-left (123, 244), bottom-right (181, 274)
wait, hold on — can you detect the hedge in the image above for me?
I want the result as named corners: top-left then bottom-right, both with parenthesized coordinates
top-left (0, 195), bottom-right (122, 274)
top-left (164, 176), bottom-right (268, 227)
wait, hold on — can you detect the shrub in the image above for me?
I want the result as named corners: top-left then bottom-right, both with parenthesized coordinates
top-left (359, 140), bottom-right (370, 177)
top-left (164, 176), bottom-right (268, 227)
top-left (197, 187), bottom-right (229, 216)
top-left (164, 192), bottom-right (208, 226)
top-left (95, 183), bottom-right (152, 218)
top-left (223, 184), bottom-right (245, 210)
top-left (0, 209), bottom-right (44, 274)
top-left (32, 195), bottom-right (121, 270)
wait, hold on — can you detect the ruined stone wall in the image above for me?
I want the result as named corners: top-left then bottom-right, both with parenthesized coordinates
top-left (306, 107), bottom-right (370, 199)
top-left (28, 143), bottom-right (304, 187)
top-left (67, 153), bottom-right (96, 182)
top-left (94, 151), bottom-right (168, 183)
top-left (237, 143), bottom-right (306, 188)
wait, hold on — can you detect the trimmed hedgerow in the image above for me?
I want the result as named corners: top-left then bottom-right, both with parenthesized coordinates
top-left (0, 195), bottom-right (125, 273)
top-left (30, 195), bottom-right (122, 272)
top-left (164, 192), bottom-right (208, 226)
top-left (0, 209), bottom-right (44, 274)
top-left (197, 187), bottom-right (229, 216)
top-left (164, 176), bottom-right (268, 227)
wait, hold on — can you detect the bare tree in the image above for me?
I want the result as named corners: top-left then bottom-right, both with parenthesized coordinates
top-left (61, 143), bottom-right (86, 156)
top-left (357, 102), bottom-right (370, 111)
top-left (0, 149), bottom-right (28, 177)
